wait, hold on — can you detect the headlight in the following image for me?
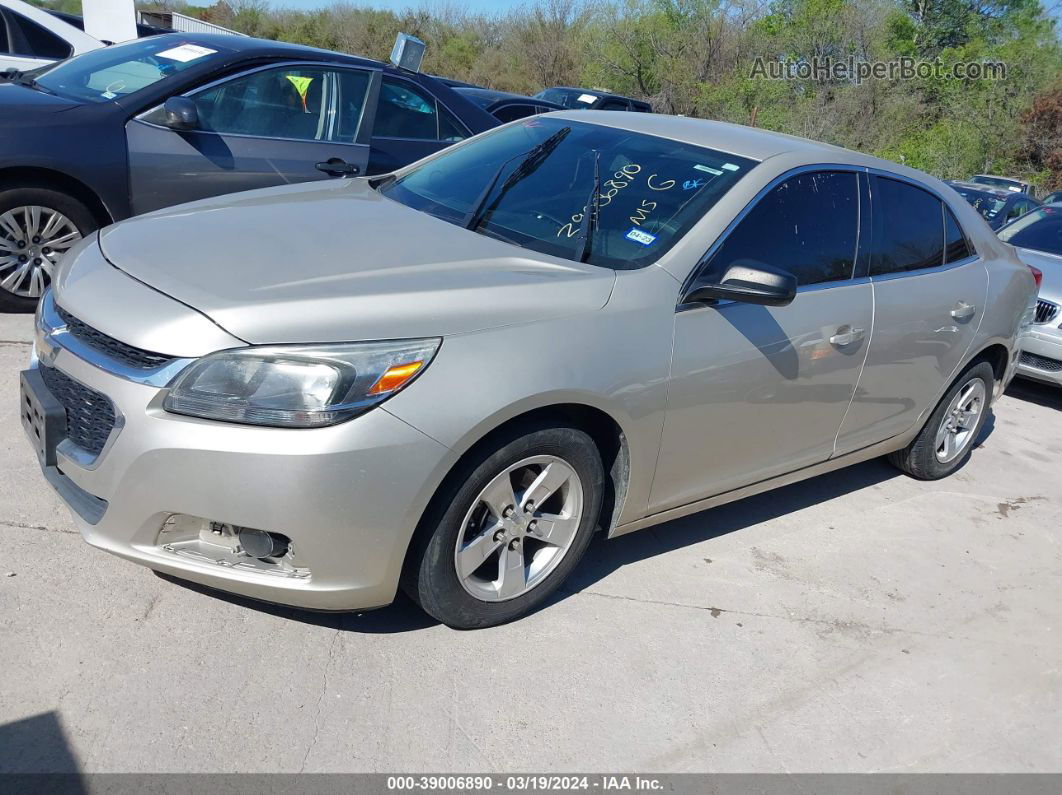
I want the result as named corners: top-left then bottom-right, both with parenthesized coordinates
top-left (163, 339), bottom-right (440, 428)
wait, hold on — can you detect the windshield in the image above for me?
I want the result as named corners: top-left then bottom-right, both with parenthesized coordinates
top-left (952, 187), bottom-right (1007, 220)
top-left (998, 206), bottom-right (1062, 257)
top-left (535, 88), bottom-right (600, 109)
top-left (33, 37), bottom-right (231, 103)
top-left (379, 117), bottom-right (756, 270)
top-left (970, 175), bottom-right (1023, 192)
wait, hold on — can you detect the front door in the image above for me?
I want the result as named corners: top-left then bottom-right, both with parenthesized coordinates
top-left (126, 64), bottom-right (378, 215)
top-left (650, 170), bottom-right (873, 512)
top-left (835, 175), bottom-right (989, 452)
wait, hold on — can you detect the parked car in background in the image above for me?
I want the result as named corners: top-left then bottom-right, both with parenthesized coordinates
top-left (969, 174), bottom-right (1036, 195)
top-left (998, 204), bottom-right (1062, 387)
top-left (22, 113), bottom-right (1034, 627)
top-left (534, 86), bottom-right (652, 112)
top-left (452, 86), bottom-right (564, 122)
top-left (1042, 190), bottom-right (1062, 205)
top-left (46, 10), bottom-right (172, 40)
top-left (946, 180), bottom-right (1040, 230)
top-left (0, 32), bottom-right (499, 311)
top-left (0, 0), bottom-right (102, 73)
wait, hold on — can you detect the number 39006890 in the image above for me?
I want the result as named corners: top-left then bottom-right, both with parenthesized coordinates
top-left (557, 162), bottom-right (642, 238)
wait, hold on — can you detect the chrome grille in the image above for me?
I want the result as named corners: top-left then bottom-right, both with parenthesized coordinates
top-left (38, 365), bottom-right (117, 456)
top-left (1020, 351), bottom-right (1062, 373)
top-left (1034, 299), bottom-right (1060, 325)
top-left (56, 304), bottom-right (174, 370)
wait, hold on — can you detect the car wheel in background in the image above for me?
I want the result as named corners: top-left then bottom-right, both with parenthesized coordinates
top-left (0, 187), bottom-right (97, 313)
top-left (405, 424), bottom-right (605, 629)
top-left (888, 360), bottom-right (995, 480)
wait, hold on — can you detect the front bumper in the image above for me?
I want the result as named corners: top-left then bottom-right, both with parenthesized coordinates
top-left (22, 328), bottom-right (457, 612)
top-left (1016, 326), bottom-right (1062, 387)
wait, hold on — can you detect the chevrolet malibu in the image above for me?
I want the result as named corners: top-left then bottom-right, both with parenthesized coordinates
top-left (21, 113), bottom-right (1036, 628)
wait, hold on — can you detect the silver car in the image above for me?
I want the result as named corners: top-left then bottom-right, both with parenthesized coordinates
top-left (999, 204), bottom-right (1062, 386)
top-left (21, 113), bottom-right (1036, 628)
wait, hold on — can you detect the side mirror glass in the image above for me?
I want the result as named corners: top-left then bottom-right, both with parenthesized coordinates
top-left (685, 260), bottom-right (798, 307)
top-left (163, 96), bottom-right (199, 130)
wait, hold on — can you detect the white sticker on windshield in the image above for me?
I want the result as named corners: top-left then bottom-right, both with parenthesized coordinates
top-left (625, 227), bottom-right (657, 246)
top-left (156, 44), bottom-right (217, 63)
top-left (577, 93), bottom-right (597, 104)
top-left (693, 164), bottom-right (723, 175)
top-left (721, 163), bottom-right (740, 171)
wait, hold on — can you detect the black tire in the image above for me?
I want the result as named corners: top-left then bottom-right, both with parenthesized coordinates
top-left (887, 360), bottom-right (994, 480)
top-left (0, 187), bottom-right (98, 313)
top-left (404, 424), bottom-right (605, 629)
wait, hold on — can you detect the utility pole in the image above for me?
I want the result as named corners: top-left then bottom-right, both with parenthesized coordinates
top-left (82, 0), bottom-right (138, 43)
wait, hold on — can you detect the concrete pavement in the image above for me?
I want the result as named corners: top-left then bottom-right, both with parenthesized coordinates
top-left (1, 312), bottom-right (1060, 773)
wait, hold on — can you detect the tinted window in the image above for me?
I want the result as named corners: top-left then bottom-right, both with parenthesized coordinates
top-left (998, 207), bottom-right (1062, 257)
top-left (374, 77), bottom-right (439, 140)
top-left (381, 117), bottom-right (755, 270)
top-left (0, 14), bottom-right (9, 55)
top-left (944, 207), bottom-right (972, 263)
top-left (35, 37), bottom-right (231, 103)
top-left (9, 10), bottom-right (71, 59)
top-left (535, 88), bottom-right (599, 109)
top-left (598, 99), bottom-right (630, 111)
top-left (702, 171), bottom-right (859, 287)
top-left (438, 103), bottom-right (467, 142)
top-left (872, 178), bottom-right (944, 275)
top-left (333, 69), bottom-right (372, 143)
top-left (186, 67), bottom-right (335, 142)
top-left (494, 103), bottom-right (539, 123)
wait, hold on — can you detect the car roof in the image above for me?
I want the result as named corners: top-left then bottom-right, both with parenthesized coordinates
top-left (454, 86), bottom-right (564, 108)
top-left (545, 110), bottom-right (877, 163)
top-left (143, 31), bottom-right (385, 70)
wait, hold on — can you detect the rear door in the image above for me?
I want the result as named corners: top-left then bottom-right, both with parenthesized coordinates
top-left (126, 62), bottom-right (378, 214)
top-left (835, 174), bottom-right (988, 452)
top-left (367, 75), bottom-right (469, 174)
top-left (650, 169), bottom-right (874, 511)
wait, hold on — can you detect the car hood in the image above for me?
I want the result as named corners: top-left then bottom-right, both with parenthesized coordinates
top-left (97, 179), bottom-right (616, 345)
top-left (0, 82), bottom-right (82, 118)
top-left (1015, 246), bottom-right (1062, 304)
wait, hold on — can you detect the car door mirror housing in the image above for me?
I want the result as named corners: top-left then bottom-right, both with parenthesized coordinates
top-left (163, 96), bottom-right (199, 130)
top-left (685, 260), bottom-right (798, 307)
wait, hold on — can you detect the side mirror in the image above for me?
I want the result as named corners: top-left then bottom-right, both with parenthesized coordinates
top-left (685, 260), bottom-right (797, 307)
top-left (163, 96), bottom-right (198, 130)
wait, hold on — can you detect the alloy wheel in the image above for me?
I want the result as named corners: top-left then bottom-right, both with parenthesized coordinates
top-left (454, 455), bottom-right (584, 602)
top-left (934, 377), bottom-right (986, 463)
top-left (0, 206), bottom-right (83, 298)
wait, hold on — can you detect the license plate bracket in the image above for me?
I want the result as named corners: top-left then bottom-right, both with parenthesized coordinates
top-left (20, 368), bottom-right (66, 468)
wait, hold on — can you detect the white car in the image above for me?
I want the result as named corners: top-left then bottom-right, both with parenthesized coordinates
top-left (0, 0), bottom-right (102, 73)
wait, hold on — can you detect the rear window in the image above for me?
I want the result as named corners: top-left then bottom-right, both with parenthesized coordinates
top-left (998, 207), bottom-right (1062, 257)
top-left (952, 186), bottom-right (1007, 220)
top-left (380, 117), bottom-right (756, 270)
top-left (34, 37), bottom-right (230, 103)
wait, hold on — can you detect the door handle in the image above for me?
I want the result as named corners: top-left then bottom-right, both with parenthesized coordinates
top-left (829, 326), bottom-right (865, 346)
top-left (950, 302), bottom-right (976, 321)
top-left (315, 158), bottom-right (360, 177)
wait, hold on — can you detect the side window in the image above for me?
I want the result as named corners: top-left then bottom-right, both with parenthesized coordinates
top-left (493, 103), bottom-right (539, 124)
top-left (189, 67), bottom-right (333, 142)
top-left (598, 99), bottom-right (630, 111)
top-left (333, 69), bottom-right (372, 143)
top-left (944, 207), bottom-right (973, 263)
top-left (871, 177), bottom-right (945, 275)
top-left (701, 171), bottom-right (859, 287)
top-left (8, 10), bottom-right (72, 59)
top-left (374, 76), bottom-right (439, 140)
top-left (0, 13), bottom-right (11, 54)
top-left (437, 103), bottom-right (468, 142)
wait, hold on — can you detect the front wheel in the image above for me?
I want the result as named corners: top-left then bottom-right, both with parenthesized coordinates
top-left (888, 361), bottom-right (994, 480)
top-left (404, 425), bottom-right (605, 629)
top-left (0, 187), bottom-right (97, 313)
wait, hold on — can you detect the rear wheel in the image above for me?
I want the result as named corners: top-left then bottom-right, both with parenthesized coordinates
top-left (0, 187), bottom-right (97, 313)
top-left (888, 361), bottom-right (994, 480)
top-left (405, 424), bottom-right (604, 629)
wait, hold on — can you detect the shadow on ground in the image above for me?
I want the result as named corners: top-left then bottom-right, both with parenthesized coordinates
top-left (1006, 377), bottom-right (1062, 410)
top-left (159, 411), bottom-right (1001, 633)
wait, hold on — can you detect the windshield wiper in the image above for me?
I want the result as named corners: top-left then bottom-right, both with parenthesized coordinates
top-left (575, 150), bottom-right (600, 264)
top-left (463, 126), bottom-right (571, 231)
